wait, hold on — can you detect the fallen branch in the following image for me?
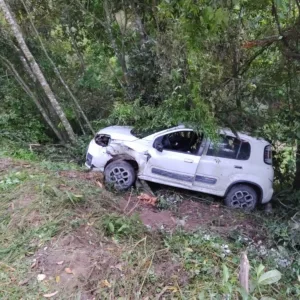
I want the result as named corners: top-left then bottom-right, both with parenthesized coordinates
top-left (123, 190), bottom-right (133, 213)
top-left (239, 252), bottom-right (250, 294)
top-left (138, 179), bottom-right (155, 197)
top-left (126, 199), bottom-right (140, 215)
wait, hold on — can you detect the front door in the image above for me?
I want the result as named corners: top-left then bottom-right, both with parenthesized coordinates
top-left (142, 130), bottom-right (203, 187)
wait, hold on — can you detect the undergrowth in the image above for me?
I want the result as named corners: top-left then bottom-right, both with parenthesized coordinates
top-left (0, 155), bottom-right (299, 299)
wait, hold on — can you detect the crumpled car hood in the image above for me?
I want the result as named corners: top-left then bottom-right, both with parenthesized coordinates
top-left (98, 126), bottom-right (138, 142)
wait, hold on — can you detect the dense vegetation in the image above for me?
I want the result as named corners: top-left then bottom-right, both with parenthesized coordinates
top-left (0, 1), bottom-right (300, 298)
top-left (1, 0), bottom-right (300, 192)
top-left (0, 0), bottom-right (300, 186)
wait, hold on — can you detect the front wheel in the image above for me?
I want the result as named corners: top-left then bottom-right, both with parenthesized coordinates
top-left (224, 184), bottom-right (257, 210)
top-left (104, 160), bottom-right (136, 190)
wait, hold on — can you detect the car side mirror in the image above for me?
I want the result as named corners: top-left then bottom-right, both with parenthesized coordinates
top-left (156, 143), bottom-right (164, 152)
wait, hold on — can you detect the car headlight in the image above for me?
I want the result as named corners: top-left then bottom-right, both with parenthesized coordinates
top-left (94, 134), bottom-right (111, 147)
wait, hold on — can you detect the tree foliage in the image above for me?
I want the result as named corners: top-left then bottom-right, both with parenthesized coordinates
top-left (0, 0), bottom-right (300, 190)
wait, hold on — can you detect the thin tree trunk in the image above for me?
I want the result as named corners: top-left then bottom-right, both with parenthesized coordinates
top-left (0, 55), bottom-right (64, 142)
top-left (0, 0), bottom-right (76, 143)
top-left (293, 142), bottom-right (300, 189)
top-left (130, 0), bottom-right (147, 43)
top-left (14, 45), bottom-right (37, 82)
top-left (21, 0), bottom-right (94, 135)
top-left (232, 8), bottom-right (242, 109)
top-left (69, 29), bottom-right (86, 73)
top-left (103, 0), bottom-right (130, 86)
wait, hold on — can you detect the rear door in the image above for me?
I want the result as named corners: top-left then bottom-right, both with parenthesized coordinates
top-left (193, 136), bottom-right (251, 192)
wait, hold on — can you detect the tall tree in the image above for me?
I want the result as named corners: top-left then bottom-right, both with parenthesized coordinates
top-left (0, 0), bottom-right (76, 143)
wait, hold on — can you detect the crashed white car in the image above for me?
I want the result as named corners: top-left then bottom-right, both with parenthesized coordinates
top-left (86, 125), bottom-right (274, 209)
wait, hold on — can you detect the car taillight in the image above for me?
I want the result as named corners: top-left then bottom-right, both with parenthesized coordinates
top-left (95, 134), bottom-right (111, 147)
top-left (264, 145), bottom-right (272, 165)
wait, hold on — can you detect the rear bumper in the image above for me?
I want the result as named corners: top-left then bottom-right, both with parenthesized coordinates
top-left (261, 188), bottom-right (274, 204)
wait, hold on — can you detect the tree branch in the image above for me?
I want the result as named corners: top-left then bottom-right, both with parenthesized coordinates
top-left (0, 55), bottom-right (64, 142)
top-left (21, 0), bottom-right (94, 135)
top-left (272, 0), bottom-right (300, 57)
top-left (0, 0), bottom-right (76, 142)
top-left (239, 45), bottom-right (270, 76)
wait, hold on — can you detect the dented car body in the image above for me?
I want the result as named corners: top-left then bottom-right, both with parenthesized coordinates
top-left (86, 125), bottom-right (274, 209)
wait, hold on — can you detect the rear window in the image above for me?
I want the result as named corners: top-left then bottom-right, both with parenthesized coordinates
top-left (207, 135), bottom-right (251, 160)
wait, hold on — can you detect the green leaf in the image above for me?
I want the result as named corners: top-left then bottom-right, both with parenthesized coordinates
top-left (205, 6), bottom-right (214, 21)
top-left (117, 224), bottom-right (129, 233)
top-left (198, 291), bottom-right (206, 300)
top-left (66, 191), bottom-right (75, 205)
top-left (222, 264), bottom-right (229, 283)
top-left (258, 270), bottom-right (282, 285)
top-left (108, 222), bottom-right (115, 233)
top-left (256, 264), bottom-right (265, 277)
top-left (275, 0), bottom-right (283, 8)
top-left (260, 297), bottom-right (276, 300)
top-left (237, 287), bottom-right (249, 300)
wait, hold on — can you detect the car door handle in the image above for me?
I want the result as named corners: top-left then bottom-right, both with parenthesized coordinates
top-left (234, 165), bottom-right (243, 169)
top-left (184, 158), bottom-right (193, 163)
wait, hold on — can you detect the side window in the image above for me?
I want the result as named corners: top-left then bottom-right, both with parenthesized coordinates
top-left (155, 131), bottom-right (203, 155)
top-left (207, 135), bottom-right (250, 160)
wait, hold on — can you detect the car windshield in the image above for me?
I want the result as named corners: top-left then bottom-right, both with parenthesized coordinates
top-left (130, 127), bottom-right (168, 138)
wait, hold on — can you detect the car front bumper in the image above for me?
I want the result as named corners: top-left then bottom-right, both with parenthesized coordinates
top-left (85, 139), bottom-right (112, 171)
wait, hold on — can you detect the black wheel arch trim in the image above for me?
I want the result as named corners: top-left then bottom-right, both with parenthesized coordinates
top-left (104, 154), bottom-right (138, 170)
top-left (225, 181), bottom-right (263, 202)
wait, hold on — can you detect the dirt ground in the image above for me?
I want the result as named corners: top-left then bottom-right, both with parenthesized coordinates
top-left (32, 227), bottom-right (122, 299)
top-left (1, 158), bottom-right (266, 240)
top-left (1, 158), bottom-right (268, 299)
top-left (126, 196), bottom-right (265, 241)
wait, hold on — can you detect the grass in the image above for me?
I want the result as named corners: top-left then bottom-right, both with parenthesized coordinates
top-left (0, 155), bottom-right (299, 299)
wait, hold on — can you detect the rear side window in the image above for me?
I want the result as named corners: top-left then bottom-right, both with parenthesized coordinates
top-left (207, 135), bottom-right (251, 160)
top-left (264, 145), bottom-right (272, 165)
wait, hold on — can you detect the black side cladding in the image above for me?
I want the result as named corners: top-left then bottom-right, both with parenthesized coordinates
top-left (151, 168), bottom-right (194, 182)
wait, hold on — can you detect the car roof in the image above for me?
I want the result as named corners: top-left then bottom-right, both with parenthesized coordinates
top-left (144, 126), bottom-right (269, 145)
top-left (220, 128), bottom-right (268, 144)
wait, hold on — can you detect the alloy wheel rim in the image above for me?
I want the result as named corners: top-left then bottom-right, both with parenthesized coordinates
top-left (230, 190), bottom-right (254, 209)
top-left (109, 167), bottom-right (130, 187)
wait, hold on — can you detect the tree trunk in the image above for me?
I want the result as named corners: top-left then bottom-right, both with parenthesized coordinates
top-left (21, 0), bottom-right (94, 135)
top-left (294, 142), bottom-right (300, 189)
top-left (103, 0), bottom-right (130, 86)
top-left (0, 0), bottom-right (76, 143)
top-left (14, 46), bottom-right (37, 82)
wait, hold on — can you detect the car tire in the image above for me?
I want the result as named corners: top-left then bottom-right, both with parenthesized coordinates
top-left (224, 184), bottom-right (257, 210)
top-left (104, 160), bottom-right (136, 190)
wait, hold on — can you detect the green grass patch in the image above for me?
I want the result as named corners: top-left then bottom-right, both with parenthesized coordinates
top-left (0, 157), bottom-right (299, 299)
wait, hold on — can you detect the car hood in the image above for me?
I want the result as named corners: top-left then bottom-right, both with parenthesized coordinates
top-left (98, 126), bottom-right (138, 142)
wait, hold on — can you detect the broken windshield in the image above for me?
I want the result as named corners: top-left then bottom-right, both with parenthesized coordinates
top-left (130, 127), bottom-right (168, 139)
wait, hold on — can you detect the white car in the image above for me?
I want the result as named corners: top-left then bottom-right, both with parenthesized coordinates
top-left (86, 125), bottom-right (274, 210)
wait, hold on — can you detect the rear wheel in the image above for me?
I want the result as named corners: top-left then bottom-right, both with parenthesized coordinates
top-left (104, 160), bottom-right (136, 190)
top-left (224, 184), bottom-right (257, 210)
